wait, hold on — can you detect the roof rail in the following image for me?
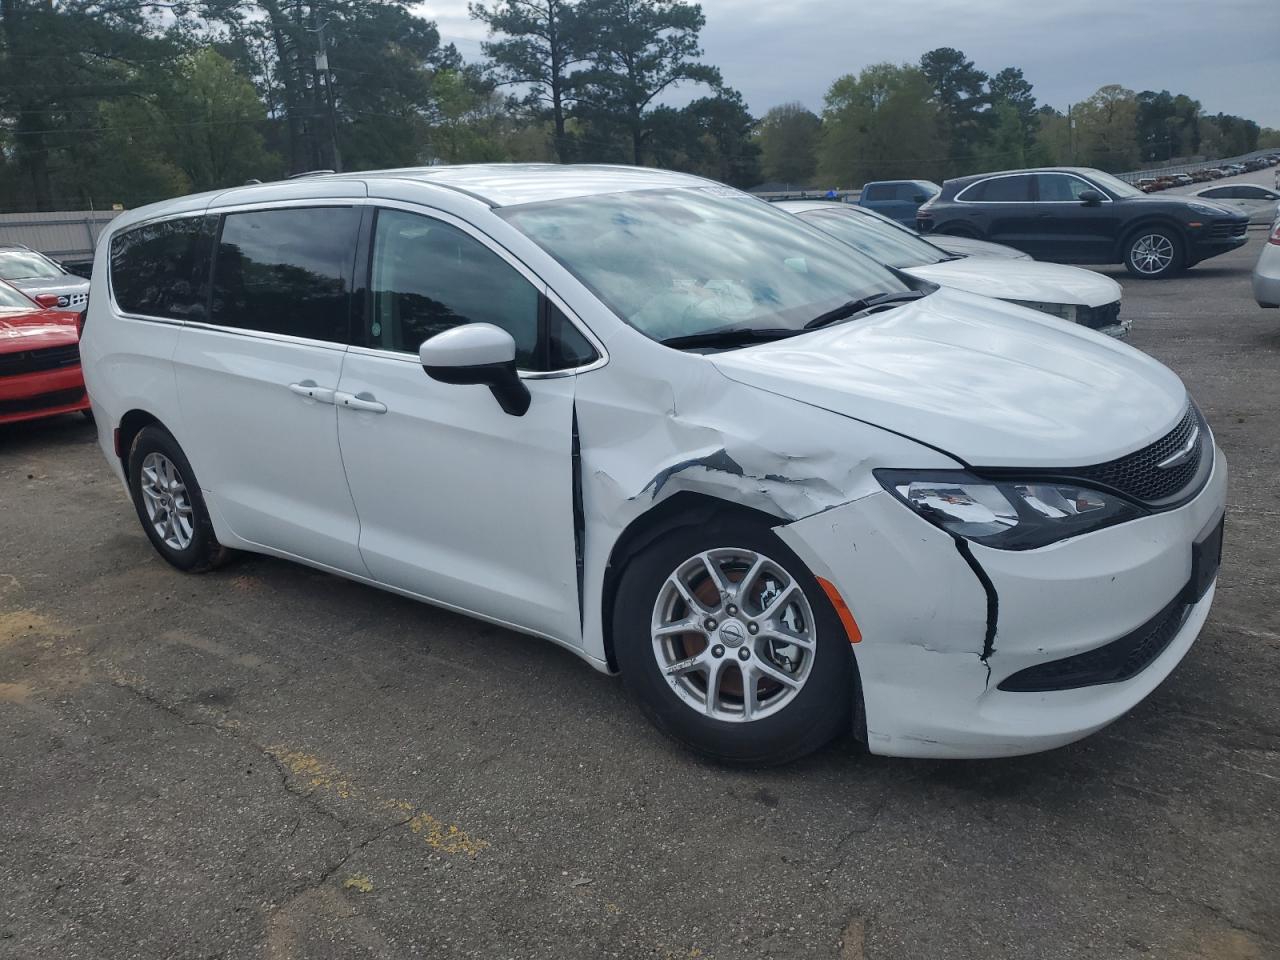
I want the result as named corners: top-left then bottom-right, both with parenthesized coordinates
top-left (287, 169), bottom-right (336, 179)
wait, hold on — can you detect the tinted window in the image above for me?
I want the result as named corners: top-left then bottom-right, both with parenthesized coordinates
top-left (1036, 174), bottom-right (1094, 202)
top-left (370, 209), bottom-right (541, 367)
top-left (1236, 186), bottom-right (1275, 199)
top-left (210, 207), bottom-right (358, 342)
top-left (965, 176), bottom-right (1033, 202)
top-left (862, 184), bottom-right (891, 201)
top-left (1199, 187), bottom-right (1229, 198)
top-left (111, 216), bottom-right (215, 320)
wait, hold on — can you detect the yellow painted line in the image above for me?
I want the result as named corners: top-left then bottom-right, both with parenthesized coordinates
top-left (266, 746), bottom-right (489, 857)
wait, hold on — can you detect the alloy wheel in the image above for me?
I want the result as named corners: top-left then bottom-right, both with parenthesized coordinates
top-left (139, 451), bottom-right (194, 550)
top-left (651, 548), bottom-right (817, 722)
top-left (1130, 233), bottom-right (1175, 275)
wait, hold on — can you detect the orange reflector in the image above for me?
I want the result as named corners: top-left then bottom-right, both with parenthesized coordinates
top-left (1187, 221), bottom-right (1202, 228)
top-left (817, 576), bottom-right (862, 644)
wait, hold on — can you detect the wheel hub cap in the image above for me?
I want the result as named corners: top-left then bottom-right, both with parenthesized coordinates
top-left (651, 547), bottom-right (817, 723)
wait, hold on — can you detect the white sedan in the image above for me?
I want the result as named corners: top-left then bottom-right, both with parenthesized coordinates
top-left (776, 200), bottom-right (1128, 337)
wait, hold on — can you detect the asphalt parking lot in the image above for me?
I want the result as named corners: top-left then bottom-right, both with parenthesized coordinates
top-left (2, 236), bottom-right (1278, 960)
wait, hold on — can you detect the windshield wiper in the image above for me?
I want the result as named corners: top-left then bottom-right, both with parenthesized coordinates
top-left (659, 327), bottom-right (800, 351)
top-left (803, 290), bottom-right (927, 330)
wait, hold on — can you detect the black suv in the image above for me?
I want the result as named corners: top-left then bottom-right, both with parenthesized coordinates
top-left (917, 167), bottom-right (1250, 278)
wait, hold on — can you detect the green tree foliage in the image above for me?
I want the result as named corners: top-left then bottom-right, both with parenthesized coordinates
top-left (1135, 90), bottom-right (1201, 161)
top-left (470, 0), bottom-right (588, 160)
top-left (0, 0), bottom-right (176, 209)
top-left (574, 0), bottom-right (720, 165)
top-left (818, 63), bottom-right (942, 187)
top-left (1073, 84), bottom-right (1140, 170)
top-left (757, 102), bottom-right (821, 186)
top-left (919, 47), bottom-right (989, 175)
top-left (989, 67), bottom-right (1038, 152)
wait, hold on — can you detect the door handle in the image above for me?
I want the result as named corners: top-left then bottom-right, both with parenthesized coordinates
top-left (335, 390), bottom-right (387, 414)
top-left (288, 380), bottom-right (336, 404)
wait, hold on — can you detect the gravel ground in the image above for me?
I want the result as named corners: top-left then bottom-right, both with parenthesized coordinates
top-left (1, 234), bottom-right (1277, 960)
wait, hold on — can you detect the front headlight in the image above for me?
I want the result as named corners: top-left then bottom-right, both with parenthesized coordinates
top-left (1187, 203), bottom-right (1226, 217)
top-left (875, 470), bottom-right (1144, 550)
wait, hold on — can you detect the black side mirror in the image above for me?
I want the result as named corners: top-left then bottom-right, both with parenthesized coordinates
top-left (1078, 189), bottom-right (1104, 205)
top-left (418, 324), bottom-right (531, 417)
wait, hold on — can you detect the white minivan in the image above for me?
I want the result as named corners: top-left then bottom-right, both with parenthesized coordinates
top-left (82, 164), bottom-right (1227, 764)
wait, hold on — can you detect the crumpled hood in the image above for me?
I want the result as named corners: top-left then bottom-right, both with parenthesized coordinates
top-left (906, 256), bottom-right (1123, 308)
top-left (0, 307), bottom-right (80, 351)
top-left (710, 287), bottom-right (1187, 468)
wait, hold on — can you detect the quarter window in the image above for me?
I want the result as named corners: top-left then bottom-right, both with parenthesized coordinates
top-left (369, 209), bottom-right (542, 367)
top-left (210, 206), bottom-right (359, 343)
top-left (110, 216), bottom-right (215, 320)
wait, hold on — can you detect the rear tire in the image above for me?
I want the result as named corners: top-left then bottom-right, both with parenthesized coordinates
top-left (613, 513), bottom-right (856, 766)
top-left (127, 425), bottom-right (229, 573)
top-left (1124, 227), bottom-right (1184, 279)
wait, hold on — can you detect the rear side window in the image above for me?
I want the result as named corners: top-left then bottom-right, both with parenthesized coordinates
top-left (110, 216), bottom-right (215, 320)
top-left (963, 176), bottom-right (1033, 202)
top-left (862, 184), bottom-right (891, 201)
top-left (210, 207), bottom-right (359, 343)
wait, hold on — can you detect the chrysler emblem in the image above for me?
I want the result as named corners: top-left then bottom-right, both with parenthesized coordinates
top-left (1156, 425), bottom-right (1199, 470)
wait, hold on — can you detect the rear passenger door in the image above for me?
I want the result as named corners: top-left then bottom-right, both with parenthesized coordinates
top-left (173, 204), bottom-right (367, 574)
top-left (964, 175), bottom-right (1038, 252)
top-left (335, 205), bottom-right (599, 643)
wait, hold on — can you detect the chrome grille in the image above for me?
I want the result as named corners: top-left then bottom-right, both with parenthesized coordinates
top-left (1072, 405), bottom-right (1204, 504)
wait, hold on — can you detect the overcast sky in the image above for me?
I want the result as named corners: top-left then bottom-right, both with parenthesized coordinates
top-left (417, 0), bottom-right (1280, 128)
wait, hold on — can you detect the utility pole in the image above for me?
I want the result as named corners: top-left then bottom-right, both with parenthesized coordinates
top-left (1067, 102), bottom-right (1074, 164)
top-left (310, 14), bottom-right (342, 172)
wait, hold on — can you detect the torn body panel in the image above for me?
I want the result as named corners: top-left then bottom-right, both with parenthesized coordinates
top-left (571, 344), bottom-right (962, 672)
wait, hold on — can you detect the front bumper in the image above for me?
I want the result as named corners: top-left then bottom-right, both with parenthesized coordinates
top-left (1187, 221), bottom-right (1249, 260)
top-left (777, 447), bottom-right (1228, 759)
top-left (0, 365), bottom-right (89, 425)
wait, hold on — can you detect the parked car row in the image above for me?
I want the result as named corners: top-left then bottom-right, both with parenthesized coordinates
top-left (1136, 156), bottom-right (1280, 192)
top-left (73, 163), bottom-right (1225, 765)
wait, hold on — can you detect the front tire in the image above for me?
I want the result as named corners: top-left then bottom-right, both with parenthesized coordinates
top-left (613, 515), bottom-right (856, 765)
top-left (1124, 227), bottom-right (1184, 279)
top-left (127, 425), bottom-right (229, 572)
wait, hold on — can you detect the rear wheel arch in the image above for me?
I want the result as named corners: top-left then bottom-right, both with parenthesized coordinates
top-left (117, 409), bottom-right (163, 469)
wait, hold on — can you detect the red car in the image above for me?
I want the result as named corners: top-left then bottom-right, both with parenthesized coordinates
top-left (0, 280), bottom-right (90, 425)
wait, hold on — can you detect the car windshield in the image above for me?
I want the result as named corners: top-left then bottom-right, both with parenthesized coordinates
top-left (499, 187), bottom-right (910, 342)
top-left (794, 207), bottom-right (946, 270)
top-left (1085, 170), bottom-right (1144, 199)
top-left (0, 282), bottom-right (35, 309)
top-left (0, 250), bottom-right (64, 280)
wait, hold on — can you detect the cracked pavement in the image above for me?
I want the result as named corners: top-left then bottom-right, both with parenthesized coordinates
top-left (2, 236), bottom-right (1279, 959)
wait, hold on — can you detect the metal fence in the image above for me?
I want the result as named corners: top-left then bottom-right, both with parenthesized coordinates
top-left (0, 209), bottom-right (121, 267)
